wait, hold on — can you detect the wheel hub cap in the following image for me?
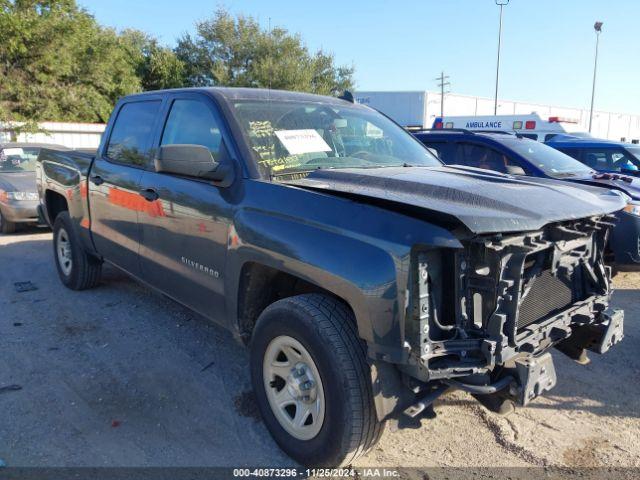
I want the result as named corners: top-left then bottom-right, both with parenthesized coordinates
top-left (263, 336), bottom-right (325, 440)
top-left (286, 363), bottom-right (317, 404)
top-left (56, 228), bottom-right (73, 276)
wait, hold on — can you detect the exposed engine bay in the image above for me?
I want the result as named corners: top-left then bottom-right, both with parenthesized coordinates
top-left (401, 214), bottom-right (624, 413)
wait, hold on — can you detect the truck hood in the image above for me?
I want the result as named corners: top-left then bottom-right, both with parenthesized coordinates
top-left (286, 166), bottom-right (626, 234)
top-left (0, 171), bottom-right (37, 194)
top-left (565, 173), bottom-right (640, 201)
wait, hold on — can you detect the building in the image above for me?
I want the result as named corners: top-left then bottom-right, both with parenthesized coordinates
top-left (355, 91), bottom-right (640, 143)
top-left (0, 122), bottom-right (105, 149)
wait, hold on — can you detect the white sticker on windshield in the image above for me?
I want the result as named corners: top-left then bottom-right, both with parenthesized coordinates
top-left (274, 129), bottom-right (331, 155)
top-left (3, 148), bottom-right (24, 156)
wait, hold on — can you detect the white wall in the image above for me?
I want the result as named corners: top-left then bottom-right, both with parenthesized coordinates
top-left (0, 122), bottom-right (105, 149)
top-left (355, 92), bottom-right (427, 127)
top-left (356, 90), bottom-right (640, 142)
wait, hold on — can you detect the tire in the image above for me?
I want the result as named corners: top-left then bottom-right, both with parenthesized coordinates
top-left (52, 211), bottom-right (102, 290)
top-left (250, 294), bottom-right (384, 467)
top-left (0, 209), bottom-right (16, 234)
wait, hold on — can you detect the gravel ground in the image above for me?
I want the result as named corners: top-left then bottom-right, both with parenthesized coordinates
top-left (1, 230), bottom-right (638, 472)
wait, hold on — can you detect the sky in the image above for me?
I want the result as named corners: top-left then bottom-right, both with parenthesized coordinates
top-left (78, 0), bottom-right (640, 114)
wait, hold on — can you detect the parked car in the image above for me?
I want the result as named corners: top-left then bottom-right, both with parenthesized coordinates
top-left (415, 130), bottom-right (640, 269)
top-left (0, 142), bottom-right (65, 233)
top-left (546, 135), bottom-right (640, 176)
top-left (37, 88), bottom-right (624, 466)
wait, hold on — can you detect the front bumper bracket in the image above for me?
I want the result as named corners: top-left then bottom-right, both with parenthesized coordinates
top-left (514, 352), bottom-right (557, 406)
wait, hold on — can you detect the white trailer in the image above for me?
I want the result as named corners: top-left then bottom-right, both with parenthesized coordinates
top-left (355, 90), bottom-right (640, 143)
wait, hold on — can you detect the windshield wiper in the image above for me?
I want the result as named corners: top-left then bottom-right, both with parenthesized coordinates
top-left (552, 172), bottom-right (580, 178)
top-left (270, 168), bottom-right (321, 180)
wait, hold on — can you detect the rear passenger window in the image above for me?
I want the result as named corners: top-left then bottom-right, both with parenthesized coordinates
top-left (453, 142), bottom-right (526, 175)
top-left (454, 143), bottom-right (506, 172)
top-left (161, 99), bottom-right (222, 154)
top-left (106, 101), bottom-right (161, 166)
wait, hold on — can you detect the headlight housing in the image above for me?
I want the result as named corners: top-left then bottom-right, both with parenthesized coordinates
top-left (0, 191), bottom-right (39, 201)
top-left (624, 202), bottom-right (640, 217)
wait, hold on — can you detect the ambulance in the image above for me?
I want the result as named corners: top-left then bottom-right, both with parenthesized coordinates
top-left (432, 114), bottom-right (590, 142)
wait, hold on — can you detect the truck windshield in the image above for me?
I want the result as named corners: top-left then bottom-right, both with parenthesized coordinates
top-left (230, 100), bottom-right (441, 177)
top-left (627, 146), bottom-right (640, 162)
top-left (503, 138), bottom-right (593, 177)
top-left (0, 147), bottom-right (39, 173)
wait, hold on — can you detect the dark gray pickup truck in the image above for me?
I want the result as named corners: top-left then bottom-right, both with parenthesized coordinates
top-left (36, 87), bottom-right (625, 466)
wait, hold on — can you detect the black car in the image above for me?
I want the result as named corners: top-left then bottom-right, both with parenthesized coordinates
top-left (0, 142), bottom-right (64, 233)
top-left (415, 129), bottom-right (640, 268)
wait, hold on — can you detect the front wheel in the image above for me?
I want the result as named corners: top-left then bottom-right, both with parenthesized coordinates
top-left (0, 209), bottom-right (16, 234)
top-left (53, 211), bottom-right (102, 290)
top-left (250, 294), bottom-right (383, 466)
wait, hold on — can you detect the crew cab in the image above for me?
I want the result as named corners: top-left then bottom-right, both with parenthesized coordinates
top-left (37, 88), bottom-right (625, 466)
top-left (415, 129), bottom-right (640, 269)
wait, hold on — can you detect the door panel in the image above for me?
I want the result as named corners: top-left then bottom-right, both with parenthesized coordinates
top-left (89, 99), bottom-right (162, 276)
top-left (88, 159), bottom-right (144, 275)
top-left (138, 173), bottom-right (231, 321)
top-left (138, 95), bottom-right (233, 322)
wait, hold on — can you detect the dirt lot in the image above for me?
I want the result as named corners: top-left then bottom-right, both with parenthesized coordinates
top-left (1, 229), bottom-right (639, 470)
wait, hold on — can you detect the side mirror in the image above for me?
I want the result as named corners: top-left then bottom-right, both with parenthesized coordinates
top-left (506, 165), bottom-right (526, 176)
top-left (154, 144), bottom-right (234, 186)
top-left (620, 165), bottom-right (639, 176)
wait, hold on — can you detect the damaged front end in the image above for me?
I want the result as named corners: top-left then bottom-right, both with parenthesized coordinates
top-left (400, 214), bottom-right (624, 415)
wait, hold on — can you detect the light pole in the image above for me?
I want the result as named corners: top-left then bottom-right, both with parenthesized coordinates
top-left (494, 0), bottom-right (509, 115)
top-left (589, 21), bottom-right (603, 133)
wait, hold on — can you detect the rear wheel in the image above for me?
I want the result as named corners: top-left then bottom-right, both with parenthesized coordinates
top-left (250, 294), bottom-right (383, 466)
top-left (53, 211), bottom-right (102, 290)
top-left (0, 209), bottom-right (16, 234)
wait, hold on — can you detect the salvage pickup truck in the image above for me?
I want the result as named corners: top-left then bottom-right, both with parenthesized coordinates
top-left (36, 88), bottom-right (625, 466)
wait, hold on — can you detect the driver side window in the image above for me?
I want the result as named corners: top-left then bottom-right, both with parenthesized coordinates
top-left (161, 99), bottom-right (222, 155)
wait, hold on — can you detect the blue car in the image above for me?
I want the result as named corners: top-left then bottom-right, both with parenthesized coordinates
top-left (415, 130), bottom-right (640, 268)
top-left (545, 135), bottom-right (640, 177)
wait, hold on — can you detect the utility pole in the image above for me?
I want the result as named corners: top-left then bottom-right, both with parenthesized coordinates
top-left (435, 71), bottom-right (451, 117)
top-left (589, 21), bottom-right (603, 133)
top-left (494, 0), bottom-right (509, 115)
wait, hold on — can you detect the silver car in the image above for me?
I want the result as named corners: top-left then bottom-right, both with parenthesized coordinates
top-left (0, 142), bottom-right (64, 233)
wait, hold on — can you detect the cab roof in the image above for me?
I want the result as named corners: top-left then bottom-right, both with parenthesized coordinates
top-left (545, 135), bottom-right (633, 148)
top-left (122, 87), bottom-right (359, 107)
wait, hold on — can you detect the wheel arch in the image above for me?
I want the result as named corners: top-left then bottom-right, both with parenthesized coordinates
top-left (236, 261), bottom-right (357, 345)
top-left (225, 207), bottom-right (410, 364)
top-left (44, 189), bottom-right (69, 225)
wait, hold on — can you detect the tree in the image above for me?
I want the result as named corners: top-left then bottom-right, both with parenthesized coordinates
top-left (176, 8), bottom-right (354, 95)
top-left (0, 2), bottom-right (354, 127)
top-left (0, 0), bottom-right (187, 125)
top-left (120, 29), bottom-right (185, 91)
top-left (0, 0), bottom-right (141, 123)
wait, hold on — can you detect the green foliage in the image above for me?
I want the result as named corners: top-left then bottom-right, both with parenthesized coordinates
top-left (0, 0), bottom-right (138, 122)
top-left (119, 29), bottom-right (185, 91)
top-left (0, 0), bottom-right (186, 124)
top-left (0, 2), bottom-right (355, 127)
top-left (175, 8), bottom-right (354, 96)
